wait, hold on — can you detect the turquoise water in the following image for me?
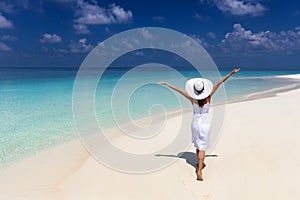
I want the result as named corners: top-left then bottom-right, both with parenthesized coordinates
top-left (0, 67), bottom-right (299, 167)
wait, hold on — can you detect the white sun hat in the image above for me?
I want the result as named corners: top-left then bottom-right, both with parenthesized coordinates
top-left (185, 78), bottom-right (213, 100)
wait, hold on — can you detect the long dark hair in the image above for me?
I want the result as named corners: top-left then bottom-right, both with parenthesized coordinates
top-left (197, 96), bottom-right (209, 107)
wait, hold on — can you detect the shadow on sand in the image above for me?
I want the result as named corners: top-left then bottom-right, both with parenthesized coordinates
top-left (155, 152), bottom-right (218, 172)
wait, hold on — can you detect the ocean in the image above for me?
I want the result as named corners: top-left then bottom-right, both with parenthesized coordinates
top-left (0, 67), bottom-right (299, 167)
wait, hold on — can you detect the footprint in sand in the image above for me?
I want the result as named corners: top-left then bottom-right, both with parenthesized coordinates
top-left (202, 195), bottom-right (210, 200)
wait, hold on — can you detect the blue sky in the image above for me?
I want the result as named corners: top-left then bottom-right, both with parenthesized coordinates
top-left (0, 0), bottom-right (299, 70)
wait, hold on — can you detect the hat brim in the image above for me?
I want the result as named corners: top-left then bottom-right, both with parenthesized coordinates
top-left (185, 78), bottom-right (213, 100)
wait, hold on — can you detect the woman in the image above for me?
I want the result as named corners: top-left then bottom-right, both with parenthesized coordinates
top-left (158, 68), bottom-right (240, 181)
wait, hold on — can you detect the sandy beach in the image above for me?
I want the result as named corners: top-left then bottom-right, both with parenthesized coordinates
top-left (1, 74), bottom-right (300, 200)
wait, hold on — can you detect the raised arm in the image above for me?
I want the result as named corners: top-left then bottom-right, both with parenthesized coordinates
top-left (210, 68), bottom-right (240, 97)
top-left (157, 82), bottom-right (193, 103)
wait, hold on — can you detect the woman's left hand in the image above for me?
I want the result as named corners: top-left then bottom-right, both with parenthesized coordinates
top-left (232, 68), bottom-right (240, 73)
top-left (157, 82), bottom-right (168, 85)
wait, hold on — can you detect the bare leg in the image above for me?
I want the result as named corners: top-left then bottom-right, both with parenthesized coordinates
top-left (196, 150), bottom-right (205, 181)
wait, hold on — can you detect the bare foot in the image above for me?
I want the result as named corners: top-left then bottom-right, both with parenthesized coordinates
top-left (197, 171), bottom-right (204, 181)
top-left (197, 173), bottom-right (204, 181)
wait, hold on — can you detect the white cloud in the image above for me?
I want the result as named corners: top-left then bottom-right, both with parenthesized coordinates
top-left (169, 35), bottom-right (212, 57)
top-left (69, 38), bottom-right (93, 53)
top-left (42, 46), bottom-right (49, 52)
top-left (0, 13), bottom-right (13, 28)
top-left (73, 1), bottom-right (132, 34)
top-left (193, 13), bottom-right (210, 20)
top-left (219, 24), bottom-right (300, 54)
top-left (1, 35), bottom-right (17, 41)
top-left (52, 47), bottom-right (69, 56)
top-left (56, 48), bottom-right (69, 53)
top-left (134, 51), bottom-right (144, 56)
top-left (186, 24), bottom-right (300, 57)
top-left (152, 16), bottom-right (165, 22)
top-left (121, 39), bottom-right (134, 49)
top-left (42, 46), bottom-right (69, 55)
top-left (40, 33), bottom-right (62, 43)
top-left (139, 28), bottom-right (153, 40)
top-left (202, 0), bottom-right (267, 16)
top-left (0, 42), bottom-right (11, 51)
top-left (74, 24), bottom-right (90, 34)
top-left (0, 2), bottom-right (15, 14)
top-left (188, 34), bottom-right (210, 48)
top-left (0, 0), bottom-right (45, 14)
top-left (110, 3), bottom-right (132, 23)
top-left (74, 1), bottom-right (132, 25)
top-left (207, 32), bottom-right (216, 39)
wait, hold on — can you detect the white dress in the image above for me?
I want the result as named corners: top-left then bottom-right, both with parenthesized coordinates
top-left (191, 103), bottom-right (210, 151)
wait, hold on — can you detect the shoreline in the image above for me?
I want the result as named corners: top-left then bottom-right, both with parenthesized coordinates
top-left (217, 74), bottom-right (300, 105)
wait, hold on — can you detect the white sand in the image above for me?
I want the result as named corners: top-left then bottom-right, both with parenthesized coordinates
top-left (1, 74), bottom-right (300, 200)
